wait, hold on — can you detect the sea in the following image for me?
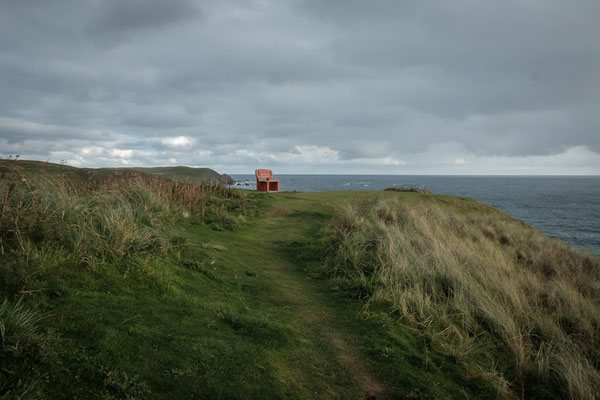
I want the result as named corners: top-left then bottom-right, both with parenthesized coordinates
top-left (231, 175), bottom-right (600, 256)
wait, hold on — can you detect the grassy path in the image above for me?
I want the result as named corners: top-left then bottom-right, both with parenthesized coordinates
top-left (254, 194), bottom-right (387, 399)
top-left (41, 191), bottom-right (474, 398)
top-left (12, 165), bottom-right (575, 398)
top-left (185, 192), bottom-right (387, 399)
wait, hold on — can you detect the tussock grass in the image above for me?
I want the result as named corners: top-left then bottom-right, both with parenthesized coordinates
top-left (0, 169), bottom-right (248, 270)
top-left (0, 175), bottom-right (179, 299)
top-left (0, 169), bottom-right (249, 292)
top-left (327, 196), bottom-right (600, 399)
top-left (0, 168), bottom-right (251, 398)
top-left (0, 297), bottom-right (45, 359)
top-left (0, 297), bottom-right (48, 398)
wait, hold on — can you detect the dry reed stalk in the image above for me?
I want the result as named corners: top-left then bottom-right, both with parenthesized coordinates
top-left (200, 188), bottom-right (205, 222)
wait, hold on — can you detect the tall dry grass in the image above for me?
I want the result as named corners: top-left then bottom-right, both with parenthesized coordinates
top-left (328, 196), bottom-right (600, 399)
top-left (1, 174), bottom-right (173, 269)
top-left (1, 170), bottom-right (246, 255)
top-left (0, 169), bottom-right (250, 397)
top-left (0, 170), bottom-right (249, 290)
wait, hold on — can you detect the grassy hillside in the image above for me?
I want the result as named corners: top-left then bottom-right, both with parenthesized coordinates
top-left (0, 159), bottom-right (79, 175)
top-left (1, 166), bottom-right (598, 399)
top-left (126, 166), bottom-right (234, 185)
top-left (0, 166), bottom-right (254, 398)
top-left (319, 194), bottom-right (600, 399)
top-left (0, 160), bottom-right (234, 185)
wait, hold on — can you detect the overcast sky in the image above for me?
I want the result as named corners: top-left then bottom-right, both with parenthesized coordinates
top-left (1, 0), bottom-right (599, 174)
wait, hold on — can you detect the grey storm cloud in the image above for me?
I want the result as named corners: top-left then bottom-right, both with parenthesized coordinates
top-left (0, 0), bottom-right (599, 174)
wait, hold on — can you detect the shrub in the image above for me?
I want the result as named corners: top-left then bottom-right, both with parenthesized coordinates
top-left (384, 186), bottom-right (433, 194)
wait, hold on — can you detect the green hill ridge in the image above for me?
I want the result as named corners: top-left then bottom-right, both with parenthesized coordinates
top-left (127, 166), bottom-right (234, 185)
top-left (0, 159), bottom-right (234, 184)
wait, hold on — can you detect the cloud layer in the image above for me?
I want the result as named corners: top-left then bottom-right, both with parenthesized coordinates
top-left (1, 0), bottom-right (599, 174)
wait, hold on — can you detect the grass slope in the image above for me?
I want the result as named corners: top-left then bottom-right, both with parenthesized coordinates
top-left (0, 159), bottom-right (79, 175)
top-left (320, 193), bottom-right (600, 399)
top-left (0, 160), bottom-right (233, 184)
top-left (126, 166), bottom-right (234, 184)
top-left (2, 167), bottom-right (598, 399)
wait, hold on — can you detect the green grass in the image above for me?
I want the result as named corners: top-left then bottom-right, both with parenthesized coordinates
top-left (320, 194), bottom-right (600, 399)
top-left (0, 166), bottom-right (254, 398)
top-left (1, 164), bottom-right (598, 399)
top-left (125, 166), bottom-right (234, 185)
top-left (0, 159), bottom-right (232, 185)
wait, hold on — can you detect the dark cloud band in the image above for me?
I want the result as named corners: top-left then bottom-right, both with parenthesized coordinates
top-left (0, 0), bottom-right (598, 173)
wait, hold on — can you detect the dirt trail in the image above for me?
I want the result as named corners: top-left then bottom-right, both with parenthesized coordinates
top-left (327, 331), bottom-right (387, 400)
top-left (251, 195), bottom-right (388, 399)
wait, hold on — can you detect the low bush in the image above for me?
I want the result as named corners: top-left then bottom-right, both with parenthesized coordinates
top-left (384, 186), bottom-right (433, 194)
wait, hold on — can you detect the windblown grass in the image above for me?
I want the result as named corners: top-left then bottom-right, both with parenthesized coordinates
top-left (0, 167), bottom-right (251, 398)
top-left (0, 169), bottom-right (249, 265)
top-left (0, 297), bottom-right (48, 398)
top-left (326, 196), bottom-right (600, 399)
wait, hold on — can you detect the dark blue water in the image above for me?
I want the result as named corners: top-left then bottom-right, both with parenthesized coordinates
top-left (231, 175), bottom-right (600, 255)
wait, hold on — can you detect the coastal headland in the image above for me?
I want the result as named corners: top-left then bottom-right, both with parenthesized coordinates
top-left (1, 161), bottom-right (599, 399)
